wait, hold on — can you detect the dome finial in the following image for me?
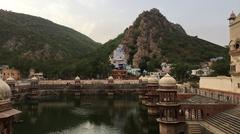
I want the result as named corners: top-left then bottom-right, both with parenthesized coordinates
top-left (108, 76), bottom-right (114, 80)
top-left (31, 76), bottom-right (38, 81)
top-left (75, 76), bottom-right (80, 80)
top-left (229, 11), bottom-right (236, 20)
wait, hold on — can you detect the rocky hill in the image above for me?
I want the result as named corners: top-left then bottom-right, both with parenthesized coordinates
top-left (0, 10), bottom-right (99, 64)
top-left (119, 8), bottom-right (227, 68)
top-left (70, 8), bottom-right (228, 78)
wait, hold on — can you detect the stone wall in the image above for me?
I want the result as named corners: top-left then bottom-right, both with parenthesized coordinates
top-left (199, 76), bottom-right (233, 93)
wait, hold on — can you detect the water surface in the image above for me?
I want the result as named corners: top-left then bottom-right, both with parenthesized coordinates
top-left (14, 95), bottom-right (158, 134)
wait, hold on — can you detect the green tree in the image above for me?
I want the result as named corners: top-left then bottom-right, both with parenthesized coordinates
top-left (211, 59), bottom-right (230, 76)
top-left (171, 63), bottom-right (193, 83)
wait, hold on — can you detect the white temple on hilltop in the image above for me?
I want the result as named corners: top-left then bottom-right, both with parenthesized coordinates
top-left (109, 44), bottom-right (127, 69)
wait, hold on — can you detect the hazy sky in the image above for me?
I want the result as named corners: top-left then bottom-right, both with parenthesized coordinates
top-left (0, 0), bottom-right (240, 45)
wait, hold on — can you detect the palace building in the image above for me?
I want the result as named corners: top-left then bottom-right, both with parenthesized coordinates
top-left (199, 11), bottom-right (240, 104)
top-left (139, 74), bottom-right (236, 134)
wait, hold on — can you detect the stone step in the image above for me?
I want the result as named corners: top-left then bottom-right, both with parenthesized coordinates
top-left (206, 115), bottom-right (239, 134)
top-left (210, 115), bottom-right (240, 130)
top-left (206, 120), bottom-right (236, 134)
top-left (203, 106), bottom-right (240, 134)
top-left (187, 123), bottom-right (202, 134)
top-left (212, 113), bottom-right (240, 130)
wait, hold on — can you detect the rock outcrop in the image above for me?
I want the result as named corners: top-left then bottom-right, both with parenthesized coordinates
top-left (121, 8), bottom-right (187, 67)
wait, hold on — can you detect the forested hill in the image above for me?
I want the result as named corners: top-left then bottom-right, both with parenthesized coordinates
top-left (0, 10), bottom-right (99, 76)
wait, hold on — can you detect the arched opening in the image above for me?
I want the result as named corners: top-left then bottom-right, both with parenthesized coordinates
top-left (197, 109), bottom-right (203, 120)
top-left (235, 43), bottom-right (240, 49)
top-left (191, 109), bottom-right (196, 120)
top-left (185, 109), bottom-right (190, 120)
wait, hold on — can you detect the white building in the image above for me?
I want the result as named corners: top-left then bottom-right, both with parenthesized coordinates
top-left (29, 69), bottom-right (44, 80)
top-left (210, 57), bottom-right (224, 62)
top-left (149, 72), bottom-right (162, 79)
top-left (126, 66), bottom-right (141, 76)
top-left (161, 62), bottom-right (171, 74)
top-left (192, 67), bottom-right (214, 77)
top-left (109, 44), bottom-right (127, 69)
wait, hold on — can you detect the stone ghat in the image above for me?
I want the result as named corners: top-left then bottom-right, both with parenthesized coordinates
top-left (39, 79), bottom-right (139, 85)
top-left (15, 79), bottom-right (141, 92)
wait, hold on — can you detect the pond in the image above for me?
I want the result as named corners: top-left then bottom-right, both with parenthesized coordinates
top-left (13, 95), bottom-right (159, 134)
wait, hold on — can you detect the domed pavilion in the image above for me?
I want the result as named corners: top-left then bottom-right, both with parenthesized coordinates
top-left (0, 79), bottom-right (21, 134)
top-left (144, 76), bottom-right (159, 115)
top-left (156, 74), bottom-right (182, 134)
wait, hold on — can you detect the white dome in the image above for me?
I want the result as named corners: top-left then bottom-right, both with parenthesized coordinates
top-left (159, 74), bottom-right (177, 87)
top-left (147, 76), bottom-right (158, 84)
top-left (0, 79), bottom-right (11, 101)
top-left (108, 76), bottom-right (114, 80)
top-left (6, 76), bottom-right (15, 81)
top-left (31, 76), bottom-right (38, 81)
top-left (142, 76), bottom-right (148, 83)
top-left (75, 76), bottom-right (80, 80)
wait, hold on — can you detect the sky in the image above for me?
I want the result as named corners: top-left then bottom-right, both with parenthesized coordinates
top-left (0, 0), bottom-right (240, 46)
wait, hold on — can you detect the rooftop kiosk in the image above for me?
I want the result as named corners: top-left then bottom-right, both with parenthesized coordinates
top-left (157, 74), bottom-right (183, 134)
top-left (144, 76), bottom-right (159, 115)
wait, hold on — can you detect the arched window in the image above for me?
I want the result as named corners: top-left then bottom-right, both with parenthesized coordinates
top-left (235, 43), bottom-right (240, 49)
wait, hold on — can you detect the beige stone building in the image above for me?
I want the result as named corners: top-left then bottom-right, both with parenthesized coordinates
top-left (199, 11), bottom-right (240, 103)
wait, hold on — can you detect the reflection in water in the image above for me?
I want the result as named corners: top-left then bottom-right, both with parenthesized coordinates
top-left (13, 95), bottom-right (158, 134)
top-left (49, 121), bottom-right (120, 134)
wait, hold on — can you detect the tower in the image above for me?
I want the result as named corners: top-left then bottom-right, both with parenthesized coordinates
top-left (74, 76), bottom-right (81, 89)
top-left (30, 76), bottom-right (39, 90)
top-left (145, 76), bottom-right (159, 115)
top-left (229, 11), bottom-right (240, 90)
top-left (6, 77), bottom-right (15, 91)
top-left (228, 11), bottom-right (236, 25)
top-left (157, 74), bottom-right (183, 134)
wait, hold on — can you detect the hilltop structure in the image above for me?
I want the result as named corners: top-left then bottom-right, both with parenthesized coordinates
top-left (110, 44), bottom-right (128, 79)
top-left (110, 44), bottom-right (127, 69)
top-left (199, 11), bottom-right (240, 104)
